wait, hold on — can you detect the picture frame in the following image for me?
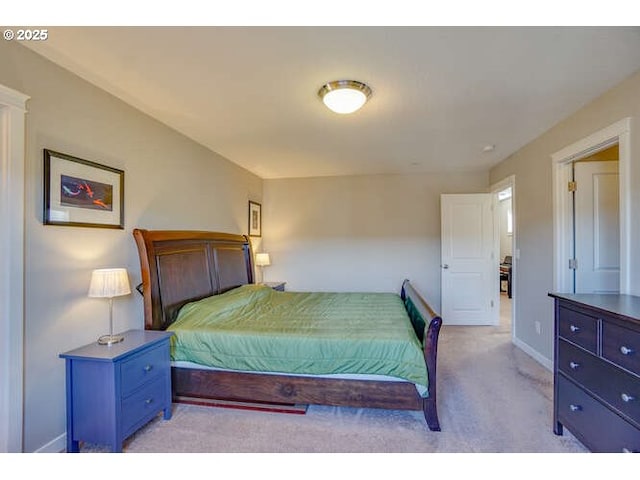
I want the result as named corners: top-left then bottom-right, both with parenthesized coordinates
top-left (248, 200), bottom-right (262, 237)
top-left (43, 149), bottom-right (125, 229)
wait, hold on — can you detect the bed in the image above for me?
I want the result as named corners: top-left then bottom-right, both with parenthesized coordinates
top-left (133, 228), bottom-right (443, 431)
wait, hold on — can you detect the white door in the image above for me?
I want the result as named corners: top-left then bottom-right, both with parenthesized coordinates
top-left (441, 194), bottom-right (498, 325)
top-left (574, 161), bottom-right (620, 293)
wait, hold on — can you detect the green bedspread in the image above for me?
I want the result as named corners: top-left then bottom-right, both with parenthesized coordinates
top-left (168, 284), bottom-right (429, 396)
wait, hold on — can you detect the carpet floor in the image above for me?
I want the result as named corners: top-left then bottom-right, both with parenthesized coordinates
top-left (80, 295), bottom-right (588, 454)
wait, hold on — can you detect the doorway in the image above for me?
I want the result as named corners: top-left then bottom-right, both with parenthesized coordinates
top-left (491, 175), bottom-right (516, 338)
top-left (552, 118), bottom-right (631, 295)
top-left (572, 146), bottom-right (620, 293)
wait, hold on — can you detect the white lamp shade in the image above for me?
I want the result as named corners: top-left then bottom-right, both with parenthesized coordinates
top-left (255, 253), bottom-right (271, 267)
top-left (88, 268), bottom-right (131, 298)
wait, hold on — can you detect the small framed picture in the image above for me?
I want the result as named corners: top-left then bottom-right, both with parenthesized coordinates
top-left (248, 200), bottom-right (262, 237)
top-left (43, 149), bottom-right (124, 229)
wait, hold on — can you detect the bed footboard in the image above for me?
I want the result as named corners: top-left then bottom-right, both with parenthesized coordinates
top-left (401, 279), bottom-right (442, 431)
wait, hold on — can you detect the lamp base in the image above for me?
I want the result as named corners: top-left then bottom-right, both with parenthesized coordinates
top-left (98, 334), bottom-right (125, 346)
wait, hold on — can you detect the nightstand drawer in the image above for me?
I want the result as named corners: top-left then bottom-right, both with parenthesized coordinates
top-left (558, 306), bottom-right (598, 353)
top-left (121, 375), bottom-right (169, 437)
top-left (603, 322), bottom-right (640, 377)
top-left (121, 342), bottom-right (168, 396)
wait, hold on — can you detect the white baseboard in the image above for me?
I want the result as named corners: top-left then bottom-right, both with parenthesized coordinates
top-left (35, 433), bottom-right (66, 453)
top-left (513, 337), bottom-right (553, 371)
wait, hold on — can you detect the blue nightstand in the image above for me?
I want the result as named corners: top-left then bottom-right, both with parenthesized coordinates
top-left (59, 329), bottom-right (174, 452)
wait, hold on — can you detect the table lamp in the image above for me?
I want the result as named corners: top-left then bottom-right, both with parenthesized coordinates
top-left (255, 252), bottom-right (271, 283)
top-left (88, 268), bottom-right (131, 345)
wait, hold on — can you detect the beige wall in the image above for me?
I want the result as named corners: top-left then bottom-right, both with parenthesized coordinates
top-left (263, 172), bottom-right (488, 311)
top-left (0, 41), bottom-right (262, 452)
top-left (490, 68), bottom-right (640, 363)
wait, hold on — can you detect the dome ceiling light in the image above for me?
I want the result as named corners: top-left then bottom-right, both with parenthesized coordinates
top-left (318, 80), bottom-right (372, 114)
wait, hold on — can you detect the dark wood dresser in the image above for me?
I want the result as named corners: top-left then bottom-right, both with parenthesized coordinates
top-left (549, 293), bottom-right (640, 452)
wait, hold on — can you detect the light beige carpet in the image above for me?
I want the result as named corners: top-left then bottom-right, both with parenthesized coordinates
top-left (81, 296), bottom-right (588, 454)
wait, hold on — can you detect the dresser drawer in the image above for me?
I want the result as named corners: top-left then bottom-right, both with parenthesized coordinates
top-left (557, 375), bottom-right (640, 453)
top-left (121, 343), bottom-right (168, 396)
top-left (559, 340), bottom-right (640, 425)
top-left (558, 306), bottom-right (598, 353)
top-left (602, 321), bottom-right (640, 377)
top-left (558, 339), bottom-right (600, 382)
top-left (121, 375), bottom-right (169, 437)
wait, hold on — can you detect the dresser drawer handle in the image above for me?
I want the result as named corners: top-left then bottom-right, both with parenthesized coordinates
top-left (621, 393), bottom-right (635, 403)
top-left (569, 361), bottom-right (580, 369)
top-left (569, 404), bottom-right (582, 412)
top-left (145, 398), bottom-right (154, 405)
top-left (622, 448), bottom-right (637, 453)
top-left (620, 346), bottom-right (634, 355)
top-left (569, 325), bottom-right (580, 333)
top-left (143, 364), bottom-right (153, 372)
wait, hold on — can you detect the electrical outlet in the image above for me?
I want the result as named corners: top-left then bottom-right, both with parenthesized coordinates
top-left (535, 321), bottom-right (541, 335)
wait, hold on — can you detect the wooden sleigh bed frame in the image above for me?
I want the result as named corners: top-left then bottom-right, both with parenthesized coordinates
top-left (133, 228), bottom-right (443, 431)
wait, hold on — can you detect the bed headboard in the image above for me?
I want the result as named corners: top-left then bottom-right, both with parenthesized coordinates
top-left (133, 229), bottom-right (255, 330)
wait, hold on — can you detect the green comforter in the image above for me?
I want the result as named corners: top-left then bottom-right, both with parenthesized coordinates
top-left (168, 284), bottom-right (428, 395)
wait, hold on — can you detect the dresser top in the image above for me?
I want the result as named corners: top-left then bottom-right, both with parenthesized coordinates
top-left (549, 293), bottom-right (640, 322)
top-left (59, 329), bottom-right (173, 362)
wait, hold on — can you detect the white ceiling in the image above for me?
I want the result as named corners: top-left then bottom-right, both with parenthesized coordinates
top-left (23, 26), bottom-right (640, 179)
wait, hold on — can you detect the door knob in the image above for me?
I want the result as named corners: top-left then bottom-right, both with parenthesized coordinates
top-left (441, 264), bottom-right (449, 269)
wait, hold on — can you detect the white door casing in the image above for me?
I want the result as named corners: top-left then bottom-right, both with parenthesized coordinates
top-left (0, 83), bottom-right (29, 453)
top-left (441, 193), bottom-right (498, 326)
top-left (574, 161), bottom-right (620, 293)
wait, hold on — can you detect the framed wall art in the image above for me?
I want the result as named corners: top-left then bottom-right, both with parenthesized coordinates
top-left (248, 200), bottom-right (262, 237)
top-left (43, 149), bottom-right (125, 229)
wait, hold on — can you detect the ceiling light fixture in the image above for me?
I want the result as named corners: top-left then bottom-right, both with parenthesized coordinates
top-left (318, 80), bottom-right (372, 114)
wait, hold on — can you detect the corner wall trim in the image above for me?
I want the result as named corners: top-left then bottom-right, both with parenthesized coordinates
top-left (0, 83), bottom-right (29, 453)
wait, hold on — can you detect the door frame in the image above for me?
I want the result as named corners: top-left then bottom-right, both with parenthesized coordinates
top-left (551, 118), bottom-right (631, 294)
top-left (490, 175), bottom-right (516, 341)
top-left (0, 83), bottom-right (29, 452)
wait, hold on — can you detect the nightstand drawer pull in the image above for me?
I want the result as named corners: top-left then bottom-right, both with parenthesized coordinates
top-left (622, 448), bottom-right (637, 453)
top-left (621, 393), bottom-right (635, 403)
top-left (144, 364), bottom-right (153, 372)
top-left (570, 325), bottom-right (580, 333)
top-left (569, 404), bottom-right (582, 412)
top-left (145, 398), bottom-right (154, 405)
top-left (620, 346), bottom-right (634, 355)
top-left (569, 361), bottom-right (580, 369)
